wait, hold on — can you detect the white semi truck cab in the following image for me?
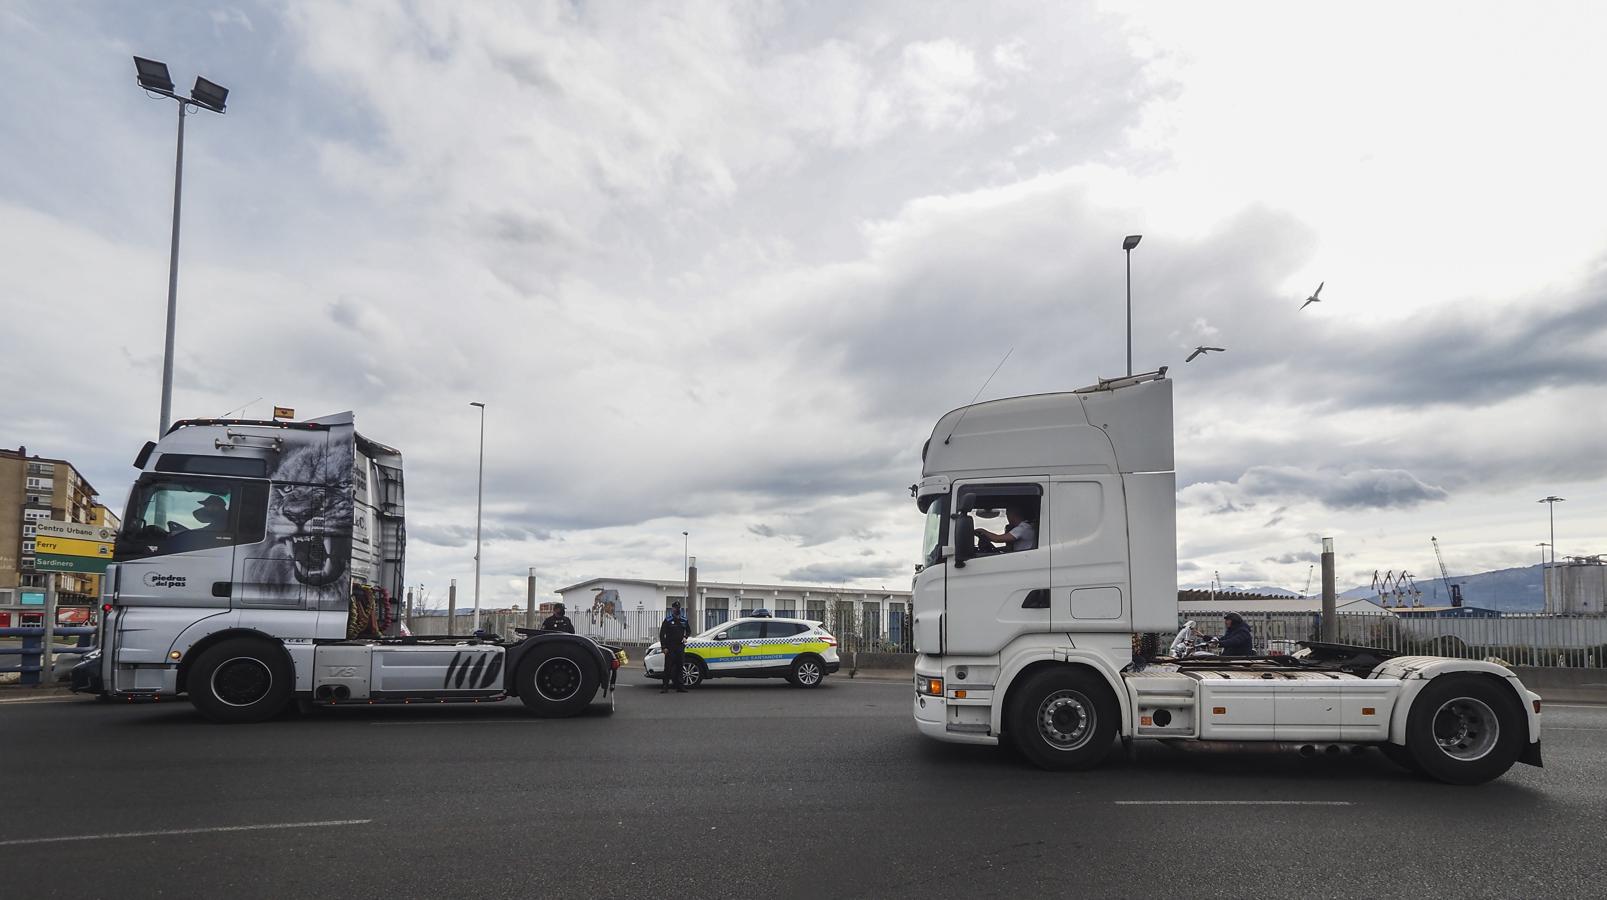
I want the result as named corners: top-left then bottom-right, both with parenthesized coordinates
top-left (91, 412), bottom-right (622, 723)
top-left (911, 371), bottom-right (1542, 784)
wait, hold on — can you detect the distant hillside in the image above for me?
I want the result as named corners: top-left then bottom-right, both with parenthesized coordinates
top-left (1340, 564), bottom-right (1545, 612)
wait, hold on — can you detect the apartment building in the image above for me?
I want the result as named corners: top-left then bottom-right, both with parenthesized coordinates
top-left (0, 446), bottom-right (108, 626)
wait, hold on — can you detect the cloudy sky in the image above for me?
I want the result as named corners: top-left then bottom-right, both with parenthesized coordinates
top-left (4, 1), bottom-right (1605, 608)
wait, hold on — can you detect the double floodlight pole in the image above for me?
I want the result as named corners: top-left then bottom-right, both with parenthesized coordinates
top-left (133, 57), bottom-right (229, 436)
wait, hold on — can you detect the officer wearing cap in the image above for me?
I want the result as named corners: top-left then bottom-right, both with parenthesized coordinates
top-left (659, 601), bottom-right (691, 693)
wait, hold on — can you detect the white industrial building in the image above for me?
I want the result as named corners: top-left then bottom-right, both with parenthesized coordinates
top-left (552, 576), bottom-right (913, 645)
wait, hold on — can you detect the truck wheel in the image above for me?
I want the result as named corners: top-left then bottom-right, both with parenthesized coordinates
top-left (680, 656), bottom-right (706, 688)
top-left (187, 638), bottom-right (292, 724)
top-left (517, 645), bottom-right (600, 717)
top-left (788, 655), bottom-right (825, 688)
top-left (1007, 668), bottom-right (1117, 771)
top-left (1405, 676), bottom-right (1525, 785)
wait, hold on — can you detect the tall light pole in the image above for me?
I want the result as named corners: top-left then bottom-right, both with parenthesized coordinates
top-left (1539, 496), bottom-right (1564, 610)
top-left (471, 402), bottom-right (487, 631)
top-left (132, 57), bottom-right (228, 435)
top-left (1539, 496), bottom-right (1564, 565)
top-left (1122, 235), bottom-right (1142, 376)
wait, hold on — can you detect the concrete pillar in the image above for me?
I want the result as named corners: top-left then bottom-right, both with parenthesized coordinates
top-left (686, 558), bottom-right (698, 631)
top-left (448, 579), bottom-right (458, 636)
top-left (1320, 537), bottom-right (1337, 643)
top-left (527, 568), bottom-right (537, 629)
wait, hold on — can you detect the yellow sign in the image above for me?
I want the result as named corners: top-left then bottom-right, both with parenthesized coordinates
top-left (273, 406), bottom-right (295, 419)
top-left (34, 535), bottom-right (114, 558)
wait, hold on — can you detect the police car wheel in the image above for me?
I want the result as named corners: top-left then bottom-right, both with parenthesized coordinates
top-left (517, 645), bottom-right (600, 717)
top-left (186, 637), bottom-right (293, 724)
top-left (789, 655), bottom-right (825, 688)
top-left (680, 657), bottom-right (705, 687)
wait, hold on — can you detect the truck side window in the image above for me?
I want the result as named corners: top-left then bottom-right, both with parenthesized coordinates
top-left (117, 477), bottom-right (269, 560)
top-left (957, 484), bottom-right (1044, 555)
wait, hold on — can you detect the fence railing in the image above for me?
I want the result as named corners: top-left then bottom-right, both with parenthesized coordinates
top-left (0, 626), bottom-right (98, 685)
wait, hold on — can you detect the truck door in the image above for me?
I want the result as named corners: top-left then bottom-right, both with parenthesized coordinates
top-left (943, 480), bottom-right (1050, 657)
top-left (113, 475), bottom-right (263, 610)
top-left (1048, 476), bottom-right (1131, 632)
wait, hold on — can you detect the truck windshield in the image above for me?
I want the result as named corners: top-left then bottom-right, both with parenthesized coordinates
top-left (920, 494), bottom-right (948, 568)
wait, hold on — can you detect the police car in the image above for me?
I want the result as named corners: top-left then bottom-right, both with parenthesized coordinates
top-left (644, 613), bottom-right (840, 688)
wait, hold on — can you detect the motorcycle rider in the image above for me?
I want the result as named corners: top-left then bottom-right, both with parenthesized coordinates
top-left (1219, 612), bottom-right (1254, 656)
top-left (659, 601), bottom-right (692, 693)
top-left (541, 602), bottom-right (575, 634)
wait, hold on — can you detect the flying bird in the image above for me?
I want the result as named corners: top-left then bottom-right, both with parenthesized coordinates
top-left (1185, 346), bottom-right (1226, 363)
top-left (1299, 282), bottom-right (1324, 310)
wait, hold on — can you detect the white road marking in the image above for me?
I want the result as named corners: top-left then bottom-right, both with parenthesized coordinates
top-left (370, 719), bottom-right (541, 726)
top-left (1115, 800), bottom-right (1354, 806)
top-left (0, 695), bottom-right (84, 705)
top-left (0, 819), bottom-right (372, 848)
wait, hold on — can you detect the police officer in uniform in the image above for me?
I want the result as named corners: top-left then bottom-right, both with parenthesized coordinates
top-left (541, 603), bottom-right (575, 634)
top-left (659, 601), bottom-right (691, 693)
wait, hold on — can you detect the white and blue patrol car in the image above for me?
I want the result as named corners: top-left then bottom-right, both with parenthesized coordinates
top-left (644, 615), bottom-right (840, 688)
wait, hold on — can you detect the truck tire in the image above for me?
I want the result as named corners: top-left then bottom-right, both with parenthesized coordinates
top-left (1007, 668), bottom-right (1117, 771)
top-left (1405, 676), bottom-right (1525, 785)
top-left (187, 638), bottom-right (293, 724)
top-left (517, 644), bottom-right (600, 717)
top-left (787, 655), bottom-right (826, 688)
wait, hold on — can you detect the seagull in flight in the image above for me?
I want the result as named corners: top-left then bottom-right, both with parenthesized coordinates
top-left (1185, 346), bottom-right (1226, 363)
top-left (1299, 282), bottom-right (1324, 310)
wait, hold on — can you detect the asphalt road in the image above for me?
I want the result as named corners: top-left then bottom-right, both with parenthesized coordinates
top-left (3, 678), bottom-right (1605, 900)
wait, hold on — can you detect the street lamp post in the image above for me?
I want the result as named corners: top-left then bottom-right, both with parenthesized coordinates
top-left (471, 402), bottom-right (487, 631)
top-left (132, 57), bottom-right (228, 436)
top-left (1122, 235), bottom-right (1142, 376)
top-left (1539, 496), bottom-right (1565, 609)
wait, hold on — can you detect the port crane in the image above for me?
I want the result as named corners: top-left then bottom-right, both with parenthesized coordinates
top-left (1431, 536), bottom-right (1464, 607)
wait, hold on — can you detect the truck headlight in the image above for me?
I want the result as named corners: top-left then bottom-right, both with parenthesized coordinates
top-left (916, 675), bottom-right (943, 696)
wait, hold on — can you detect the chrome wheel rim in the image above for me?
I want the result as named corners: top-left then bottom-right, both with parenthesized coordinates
top-left (681, 661), bottom-right (701, 685)
top-left (534, 657), bottom-right (582, 702)
top-left (797, 661), bottom-right (822, 685)
top-left (211, 657), bottom-right (273, 708)
top-left (1432, 697), bottom-right (1498, 761)
top-left (1036, 689), bottom-right (1094, 750)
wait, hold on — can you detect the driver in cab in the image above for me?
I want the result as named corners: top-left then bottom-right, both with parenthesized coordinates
top-left (974, 504), bottom-right (1036, 552)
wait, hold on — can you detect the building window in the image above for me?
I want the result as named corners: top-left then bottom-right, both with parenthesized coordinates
top-left (21, 540), bottom-right (35, 554)
top-left (775, 603), bottom-right (796, 619)
top-left (805, 601), bottom-right (826, 622)
top-left (21, 574), bottom-right (45, 588)
top-left (862, 602), bottom-right (882, 641)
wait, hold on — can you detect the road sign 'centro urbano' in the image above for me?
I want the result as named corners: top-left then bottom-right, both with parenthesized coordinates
top-left (33, 520), bottom-right (116, 574)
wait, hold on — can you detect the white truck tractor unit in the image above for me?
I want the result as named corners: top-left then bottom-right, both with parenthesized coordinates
top-left (911, 371), bottom-right (1542, 784)
top-left (89, 413), bottom-right (622, 723)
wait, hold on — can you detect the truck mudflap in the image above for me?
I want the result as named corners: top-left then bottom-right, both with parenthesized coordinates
top-left (1521, 741), bottom-right (1543, 768)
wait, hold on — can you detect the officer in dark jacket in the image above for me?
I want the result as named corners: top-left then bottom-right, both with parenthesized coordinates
top-left (541, 603), bottom-right (575, 634)
top-left (1218, 612), bottom-right (1254, 656)
top-left (659, 601), bottom-right (692, 693)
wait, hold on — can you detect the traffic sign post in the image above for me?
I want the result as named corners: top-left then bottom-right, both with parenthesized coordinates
top-left (43, 572), bottom-right (57, 685)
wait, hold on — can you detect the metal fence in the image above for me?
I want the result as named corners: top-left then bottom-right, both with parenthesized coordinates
top-left (1173, 610), bottom-right (1607, 668)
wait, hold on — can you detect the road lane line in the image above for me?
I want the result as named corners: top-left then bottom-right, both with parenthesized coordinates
top-left (0, 695), bottom-right (84, 705)
top-left (1115, 801), bottom-right (1353, 806)
top-left (0, 819), bottom-right (372, 848)
top-left (370, 719), bottom-right (542, 726)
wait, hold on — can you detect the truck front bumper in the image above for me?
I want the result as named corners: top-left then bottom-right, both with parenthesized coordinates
top-left (913, 691), bottom-right (999, 746)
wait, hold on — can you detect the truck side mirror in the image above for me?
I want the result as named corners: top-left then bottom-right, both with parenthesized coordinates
top-left (952, 513), bottom-right (975, 569)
